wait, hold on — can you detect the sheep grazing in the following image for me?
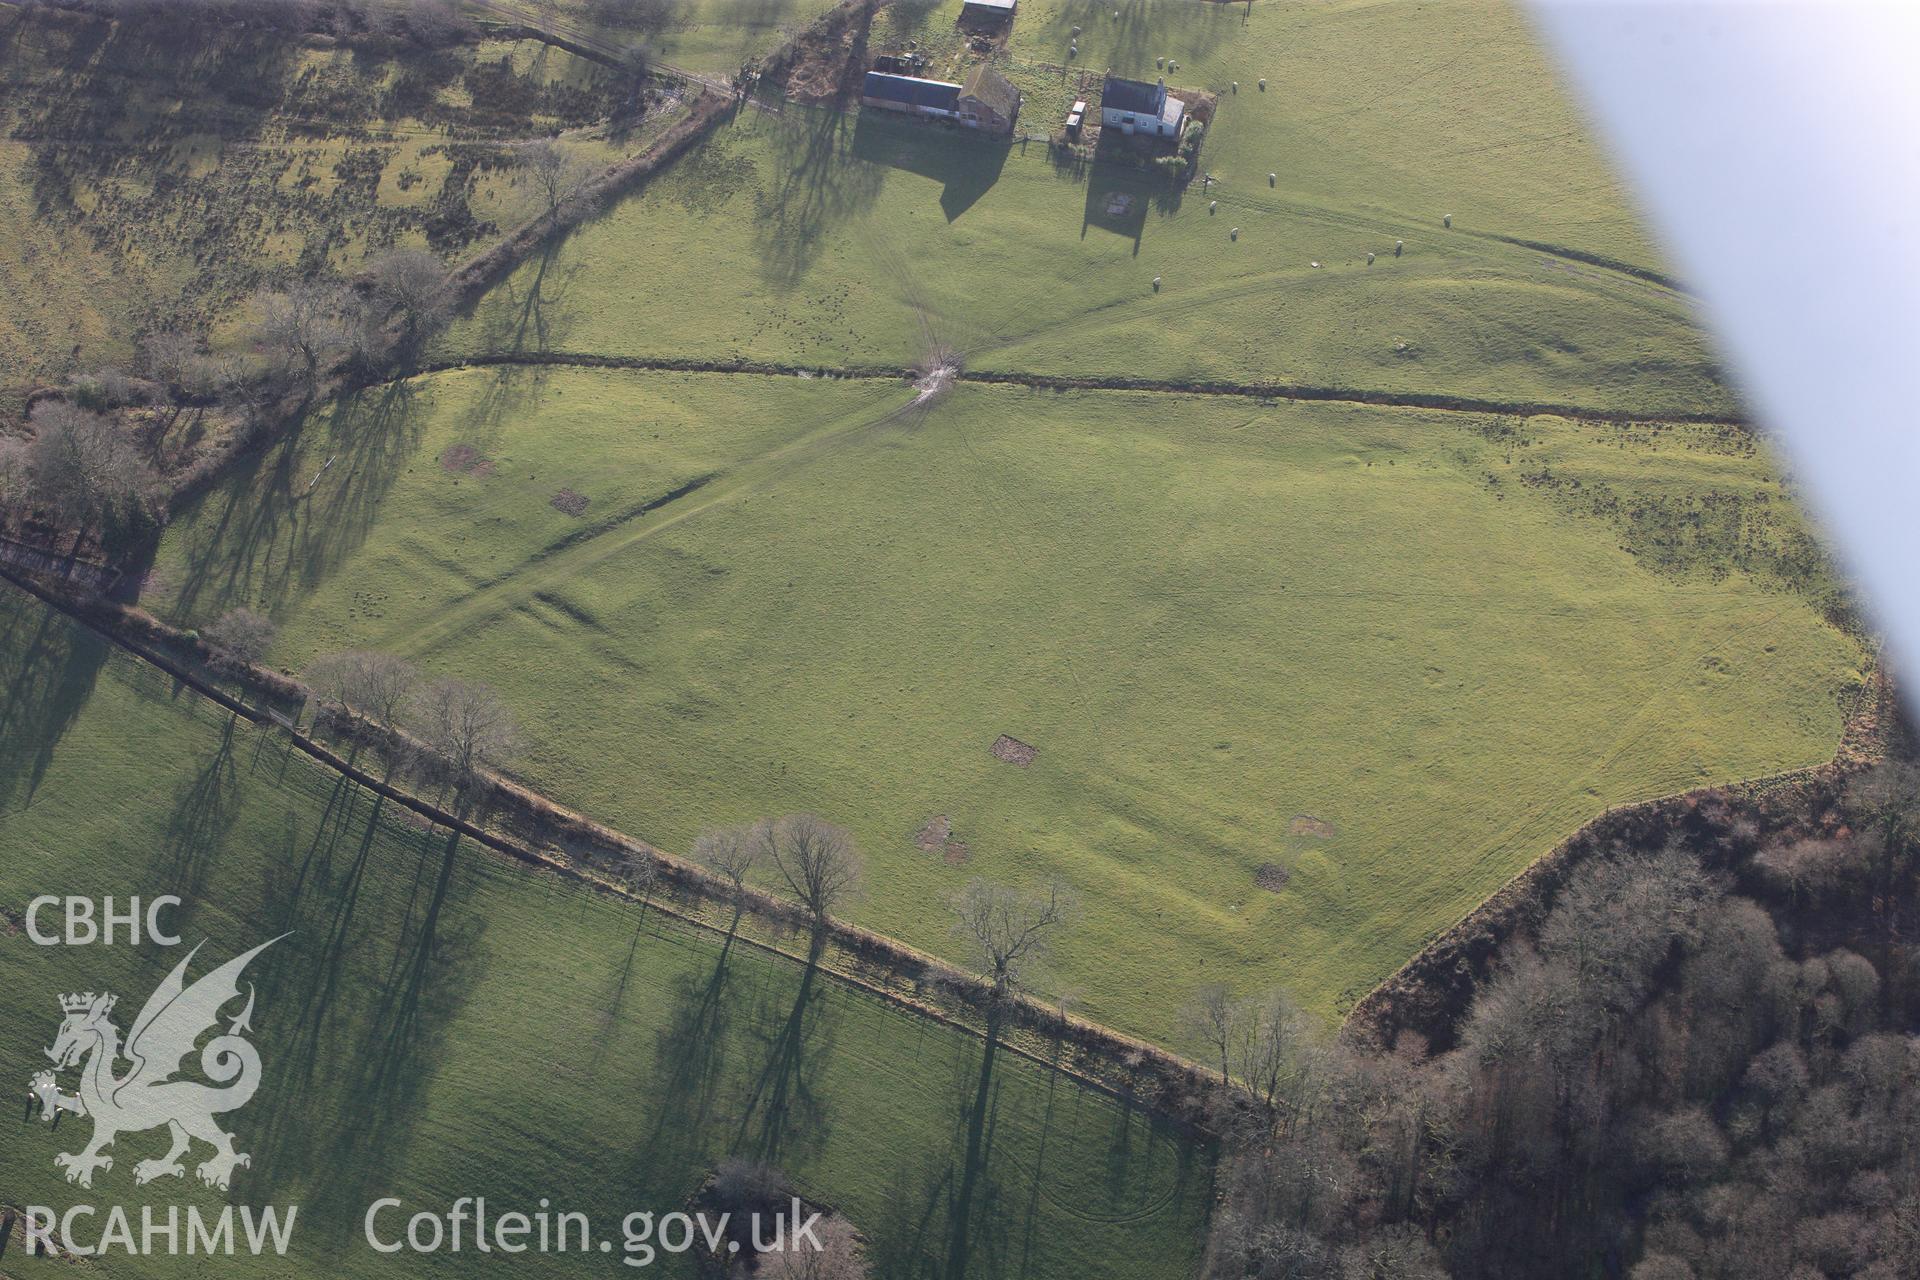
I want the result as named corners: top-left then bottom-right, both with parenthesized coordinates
top-left (1152, 276), bottom-right (1162, 291)
top-left (1230, 227), bottom-right (1240, 240)
top-left (1395, 239), bottom-right (1404, 256)
top-left (1268, 173), bottom-right (1276, 186)
top-left (1367, 251), bottom-right (1376, 264)
top-left (1209, 200), bottom-right (1217, 213)
top-left (1443, 213), bottom-right (1452, 228)
top-left (1258, 78), bottom-right (1267, 90)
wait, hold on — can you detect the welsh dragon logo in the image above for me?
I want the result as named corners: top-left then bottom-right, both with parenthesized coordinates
top-left (31, 936), bottom-right (285, 1191)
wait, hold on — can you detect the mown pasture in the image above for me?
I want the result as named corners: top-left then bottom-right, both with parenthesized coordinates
top-left (0, 591), bottom-right (1212, 1279)
top-left (441, 0), bottom-right (1728, 417)
top-left (143, 367), bottom-right (1865, 1041)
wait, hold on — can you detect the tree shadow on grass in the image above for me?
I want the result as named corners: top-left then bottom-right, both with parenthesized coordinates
top-left (1035, 1), bottom-right (1235, 77)
top-left (728, 942), bottom-right (840, 1169)
top-left (754, 106), bottom-right (886, 290)
top-left (164, 378), bottom-right (426, 623)
top-left (245, 822), bottom-right (484, 1228)
top-left (859, 1022), bottom-right (1013, 1280)
top-left (151, 709), bottom-right (243, 906)
top-left (0, 588), bottom-right (109, 810)
top-left (447, 361), bottom-right (556, 466)
top-left (861, 1024), bottom-right (1212, 1279)
top-left (634, 934), bottom-right (741, 1181)
top-left (466, 236), bottom-right (584, 358)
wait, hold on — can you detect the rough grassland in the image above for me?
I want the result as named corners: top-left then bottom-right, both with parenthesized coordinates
top-left (145, 369), bottom-right (1863, 1041)
top-left (0, 0), bottom-right (649, 392)
top-left (0, 593), bottom-right (1212, 1279)
top-left (440, 0), bottom-right (1728, 417)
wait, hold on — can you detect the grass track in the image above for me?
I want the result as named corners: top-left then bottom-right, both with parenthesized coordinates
top-left (144, 369), bottom-right (1864, 1042)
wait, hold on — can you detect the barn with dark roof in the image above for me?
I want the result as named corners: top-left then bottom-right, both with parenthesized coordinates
top-left (862, 65), bottom-right (1022, 135)
top-left (861, 72), bottom-right (962, 120)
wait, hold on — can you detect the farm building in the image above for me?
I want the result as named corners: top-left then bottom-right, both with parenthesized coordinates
top-left (1100, 75), bottom-right (1186, 138)
top-left (862, 65), bottom-right (1022, 134)
top-left (862, 71), bottom-right (962, 120)
top-left (960, 0), bottom-right (1017, 23)
top-left (958, 64), bottom-right (1022, 134)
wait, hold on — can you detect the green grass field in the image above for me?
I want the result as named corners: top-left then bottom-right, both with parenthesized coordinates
top-left (483, 0), bottom-right (849, 77)
top-left (142, 366), bottom-right (1864, 1041)
top-left (440, 0), bottom-right (1725, 417)
top-left (0, 591), bottom-right (1213, 1278)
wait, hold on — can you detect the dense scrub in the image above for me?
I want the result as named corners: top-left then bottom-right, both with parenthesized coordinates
top-left (1206, 747), bottom-right (1920, 1279)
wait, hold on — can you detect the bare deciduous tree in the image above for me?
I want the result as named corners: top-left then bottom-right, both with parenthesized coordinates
top-left (409, 675), bottom-right (520, 806)
top-left (256, 279), bottom-right (361, 386)
top-left (693, 823), bottom-right (763, 932)
top-left (140, 328), bottom-right (201, 396)
top-left (309, 650), bottom-right (418, 733)
top-left (24, 400), bottom-right (156, 535)
top-left (308, 649), bottom-right (419, 773)
top-left (200, 607), bottom-right (277, 666)
top-left (949, 878), bottom-right (1073, 1003)
top-left (761, 1214), bottom-right (868, 1280)
top-left (368, 248), bottom-right (454, 349)
top-left (1182, 981), bottom-right (1237, 1084)
top-left (518, 139), bottom-right (591, 221)
top-left (759, 814), bottom-right (860, 947)
top-left (619, 848), bottom-right (663, 919)
top-left (1754, 836), bottom-right (1863, 905)
top-left (0, 433), bottom-right (32, 509)
top-left (710, 1158), bottom-right (786, 1212)
top-left (1228, 988), bottom-right (1312, 1110)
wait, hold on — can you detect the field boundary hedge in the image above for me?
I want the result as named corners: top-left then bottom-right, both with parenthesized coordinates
top-left (401, 350), bottom-right (1752, 428)
top-left (0, 563), bottom-right (1223, 1133)
top-left (1344, 663), bottom-right (1896, 1054)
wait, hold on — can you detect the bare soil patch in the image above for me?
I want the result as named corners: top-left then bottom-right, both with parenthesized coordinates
top-left (914, 814), bottom-right (970, 865)
top-left (0, 904), bottom-right (20, 936)
top-left (1289, 814), bottom-right (1336, 839)
top-left (441, 443), bottom-right (496, 477)
top-left (1255, 862), bottom-right (1291, 892)
top-left (550, 488), bottom-right (590, 517)
top-left (991, 734), bottom-right (1037, 767)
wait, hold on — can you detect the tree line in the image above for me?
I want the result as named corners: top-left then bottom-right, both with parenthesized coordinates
top-left (1196, 759), bottom-right (1920, 1280)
